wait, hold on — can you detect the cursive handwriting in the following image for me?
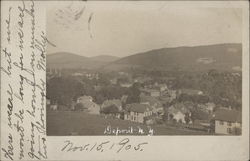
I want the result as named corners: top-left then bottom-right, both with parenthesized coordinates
top-left (1, 133), bottom-right (14, 160)
top-left (24, 0), bottom-right (35, 49)
top-left (38, 136), bottom-right (47, 159)
top-left (13, 121), bottom-right (25, 160)
top-left (1, 0), bottom-right (48, 160)
top-left (6, 7), bottom-right (12, 43)
top-left (61, 138), bottom-right (148, 153)
top-left (1, 48), bottom-right (12, 77)
top-left (6, 84), bottom-right (14, 129)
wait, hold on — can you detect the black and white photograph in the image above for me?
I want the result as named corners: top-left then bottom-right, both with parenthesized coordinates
top-left (46, 2), bottom-right (242, 136)
top-left (1, 0), bottom-right (249, 160)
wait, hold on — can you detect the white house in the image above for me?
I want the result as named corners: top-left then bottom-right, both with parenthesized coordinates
top-left (198, 102), bottom-right (215, 114)
top-left (167, 103), bottom-right (191, 124)
top-left (77, 96), bottom-right (93, 103)
top-left (120, 82), bottom-right (133, 88)
top-left (213, 109), bottom-right (242, 135)
top-left (178, 89), bottom-right (203, 96)
top-left (46, 98), bottom-right (58, 111)
top-left (76, 95), bottom-right (100, 114)
top-left (50, 104), bottom-right (58, 111)
top-left (140, 95), bottom-right (163, 115)
top-left (46, 98), bottom-right (51, 106)
top-left (141, 88), bottom-right (160, 97)
top-left (154, 83), bottom-right (168, 92)
top-left (124, 103), bottom-right (153, 123)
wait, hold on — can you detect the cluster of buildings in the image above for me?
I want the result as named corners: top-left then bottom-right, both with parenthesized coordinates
top-left (47, 71), bottom-right (242, 135)
top-left (47, 68), bottom-right (100, 80)
top-left (47, 68), bottom-right (62, 79)
top-left (47, 92), bottom-right (165, 125)
top-left (72, 72), bottom-right (99, 80)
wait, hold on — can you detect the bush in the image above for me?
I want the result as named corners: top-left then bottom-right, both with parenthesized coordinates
top-left (101, 104), bottom-right (119, 114)
top-left (75, 103), bottom-right (88, 111)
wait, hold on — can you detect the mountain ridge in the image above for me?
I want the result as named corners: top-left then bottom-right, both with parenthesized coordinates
top-left (47, 43), bottom-right (242, 71)
top-left (103, 43), bottom-right (242, 72)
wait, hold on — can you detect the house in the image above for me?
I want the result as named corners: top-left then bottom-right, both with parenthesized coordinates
top-left (118, 71), bottom-right (129, 76)
top-left (47, 68), bottom-right (62, 78)
top-left (158, 84), bottom-right (168, 92)
top-left (134, 76), bottom-right (152, 84)
top-left (160, 89), bottom-right (177, 103)
top-left (124, 103), bottom-right (153, 123)
top-left (46, 98), bottom-right (58, 111)
top-left (232, 72), bottom-right (241, 77)
top-left (167, 103), bottom-right (191, 124)
top-left (141, 88), bottom-right (160, 97)
top-left (46, 98), bottom-right (51, 106)
top-left (213, 109), bottom-right (242, 135)
top-left (150, 89), bottom-right (160, 97)
top-left (110, 78), bottom-right (118, 85)
top-left (50, 104), bottom-right (58, 111)
top-left (77, 95), bottom-right (93, 103)
top-left (120, 82), bottom-right (133, 88)
top-left (153, 82), bottom-right (168, 92)
top-left (101, 99), bottom-right (123, 118)
top-left (101, 105), bottom-right (121, 119)
top-left (198, 102), bottom-right (215, 113)
top-left (140, 95), bottom-right (163, 115)
top-left (206, 102), bottom-right (216, 112)
top-left (167, 89), bottom-right (177, 99)
top-left (85, 73), bottom-right (99, 80)
top-left (72, 72), bottom-right (83, 76)
top-left (193, 120), bottom-right (211, 132)
top-left (178, 89), bottom-right (203, 96)
top-left (76, 95), bottom-right (100, 114)
top-left (185, 119), bottom-right (211, 132)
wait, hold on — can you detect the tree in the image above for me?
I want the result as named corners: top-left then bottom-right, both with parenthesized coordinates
top-left (74, 103), bottom-right (88, 111)
top-left (126, 83), bottom-right (140, 104)
top-left (190, 108), bottom-right (210, 123)
top-left (47, 77), bottom-right (85, 107)
top-left (94, 94), bottom-right (106, 105)
top-left (101, 105), bottom-right (119, 114)
top-left (184, 113), bottom-right (191, 124)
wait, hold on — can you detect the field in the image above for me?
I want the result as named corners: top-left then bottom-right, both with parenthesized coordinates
top-left (47, 111), bottom-right (210, 136)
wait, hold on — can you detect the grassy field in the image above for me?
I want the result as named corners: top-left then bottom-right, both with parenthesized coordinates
top-left (47, 111), bottom-right (210, 136)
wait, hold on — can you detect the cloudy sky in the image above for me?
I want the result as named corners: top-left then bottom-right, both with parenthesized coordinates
top-left (46, 1), bottom-right (242, 57)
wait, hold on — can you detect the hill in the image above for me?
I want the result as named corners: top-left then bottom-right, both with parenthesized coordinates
top-left (103, 43), bottom-right (242, 72)
top-left (47, 52), bottom-right (109, 69)
top-left (90, 55), bottom-right (120, 62)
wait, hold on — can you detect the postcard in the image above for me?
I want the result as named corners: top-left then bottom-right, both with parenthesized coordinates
top-left (1, 0), bottom-right (249, 160)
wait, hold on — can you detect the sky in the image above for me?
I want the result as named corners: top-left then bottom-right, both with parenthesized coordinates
top-left (46, 1), bottom-right (242, 57)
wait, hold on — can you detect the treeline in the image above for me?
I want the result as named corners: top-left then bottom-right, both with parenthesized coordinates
top-left (171, 69), bottom-right (242, 110)
top-left (46, 76), bottom-right (141, 107)
top-left (47, 69), bottom-right (242, 111)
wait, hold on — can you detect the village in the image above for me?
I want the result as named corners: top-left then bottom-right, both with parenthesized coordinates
top-left (46, 68), bottom-right (242, 135)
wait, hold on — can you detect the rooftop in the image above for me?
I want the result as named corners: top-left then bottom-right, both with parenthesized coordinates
top-left (78, 95), bottom-right (93, 101)
top-left (140, 95), bottom-right (162, 107)
top-left (179, 89), bottom-right (203, 95)
top-left (126, 103), bottom-right (152, 113)
top-left (168, 103), bottom-right (190, 114)
top-left (214, 109), bottom-right (242, 123)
